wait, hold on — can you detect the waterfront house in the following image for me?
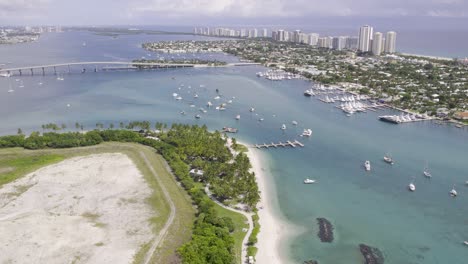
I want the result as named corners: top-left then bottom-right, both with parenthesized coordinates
top-left (454, 112), bottom-right (468, 120)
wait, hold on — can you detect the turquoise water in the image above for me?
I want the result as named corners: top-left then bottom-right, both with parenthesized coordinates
top-left (1, 32), bottom-right (468, 264)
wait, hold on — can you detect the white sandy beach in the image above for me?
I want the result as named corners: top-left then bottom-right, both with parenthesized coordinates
top-left (244, 145), bottom-right (301, 264)
top-left (0, 153), bottom-right (153, 264)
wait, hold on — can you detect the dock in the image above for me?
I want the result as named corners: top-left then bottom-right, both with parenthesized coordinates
top-left (254, 140), bottom-right (304, 149)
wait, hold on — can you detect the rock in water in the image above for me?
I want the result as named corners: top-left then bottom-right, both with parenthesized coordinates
top-left (317, 218), bottom-right (334, 243)
top-left (303, 260), bottom-right (319, 264)
top-left (359, 244), bottom-right (385, 264)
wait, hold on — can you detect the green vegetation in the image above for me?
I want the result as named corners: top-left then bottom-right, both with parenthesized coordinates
top-left (0, 122), bottom-right (260, 264)
top-left (0, 153), bottom-right (64, 187)
top-left (247, 213), bottom-right (260, 259)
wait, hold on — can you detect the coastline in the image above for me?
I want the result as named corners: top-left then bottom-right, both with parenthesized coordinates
top-left (242, 142), bottom-right (302, 264)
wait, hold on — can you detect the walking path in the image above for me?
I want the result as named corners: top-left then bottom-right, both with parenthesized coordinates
top-left (140, 151), bottom-right (176, 264)
top-left (205, 185), bottom-right (253, 264)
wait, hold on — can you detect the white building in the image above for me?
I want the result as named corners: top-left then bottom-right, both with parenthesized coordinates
top-left (278, 30), bottom-right (285, 41)
top-left (385, 31), bottom-right (397, 53)
top-left (358, 25), bottom-right (373, 52)
top-left (253, 28), bottom-right (258, 38)
top-left (262, 28), bottom-right (268, 38)
top-left (308, 33), bottom-right (319, 46)
top-left (332, 36), bottom-right (347, 50)
top-left (372, 32), bottom-right (384, 55)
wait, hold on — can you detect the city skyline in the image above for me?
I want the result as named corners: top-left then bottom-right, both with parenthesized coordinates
top-left (0, 0), bottom-right (467, 27)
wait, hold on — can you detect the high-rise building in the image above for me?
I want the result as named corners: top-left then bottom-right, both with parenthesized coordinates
top-left (372, 32), bottom-right (384, 55)
top-left (385, 31), bottom-right (397, 53)
top-left (332, 36), bottom-right (347, 50)
top-left (240, 29), bottom-right (247, 37)
top-left (262, 28), bottom-right (268, 38)
top-left (272, 31), bottom-right (278, 41)
top-left (278, 30), bottom-right (285, 41)
top-left (345, 37), bottom-right (357, 50)
top-left (308, 33), bottom-right (319, 46)
top-left (253, 28), bottom-right (258, 38)
top-left (293, 30), bottom-right (301, 43)
top-left (358, 25), bottom-right (373, 52)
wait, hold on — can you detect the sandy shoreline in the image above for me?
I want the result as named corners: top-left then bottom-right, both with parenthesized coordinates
top-left (242, 142), bottom-right (301, 264)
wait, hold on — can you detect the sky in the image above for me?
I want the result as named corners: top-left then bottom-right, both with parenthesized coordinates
top-left (0, 0), bottom-right (467, 30)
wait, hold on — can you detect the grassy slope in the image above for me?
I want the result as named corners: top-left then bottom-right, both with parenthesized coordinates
top-left (0, 143), bottom-right (195, 264)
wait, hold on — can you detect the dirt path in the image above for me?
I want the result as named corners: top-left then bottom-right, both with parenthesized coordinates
top-left (140, 151), bottom-right (176, 264)
top-left (205, 186), bottom-right (253, 264)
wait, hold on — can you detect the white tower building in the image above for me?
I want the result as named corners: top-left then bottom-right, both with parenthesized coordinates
top-left (372, 32), bottom-right (384, 55)
top-left (358, 25), bottom-right (373, 52)
top-left (385, 31), bottom-right (397, 53)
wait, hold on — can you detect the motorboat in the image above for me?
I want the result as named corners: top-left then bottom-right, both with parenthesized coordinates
top-left (304, 179), bottom-right (316, 184)
top-left (301, 129), bottom-right (313, 137)
top-left (450, 186), bottom-right (458, 197)
top-left (423, 161), bottom-right (432, 178)
top-left (463, 241), bottom-right (468, 246)
top-left (222, 127), bottom-right (238, 133)
top-left (214, 96), bottom-right (220, 100)
top-left (292, 121), bottom-right (298, 126)
top-left (258, 118), bottom-right (264, 122)
top-left (408, 182), bottom-right (416, 192)
top-left (250, 107), bottom-right (255, 112)
top-left (207, 101), bottom-right (213, 107)
top-left (364, 161), bottom-right (371, 171)
top-left (281, 124), bottom-right (287, 130)
top-left (193, 94), bottom-right (199, 98)
top-left (175, 96), bottom-right (182, 100)
top-left (195, 114), bottom-right (201, 119)
top-left (235, 115), bottom-right (241, 120)
top-left (304, 89), bottom-right (314, 96)
top-left (172, 93), bottom-right (178, 97)
top-left (383, 154), bottom-right (394, 165)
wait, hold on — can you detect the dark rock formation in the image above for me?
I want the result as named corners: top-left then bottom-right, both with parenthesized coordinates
top-left (317, 218), bottom-right (334, 243)
top-left (359, 244), bottom-right (385, 264)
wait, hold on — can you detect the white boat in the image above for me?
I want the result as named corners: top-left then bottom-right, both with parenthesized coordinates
top-left (66, 104), bottom-right (71, 107)
top-left (364, 160), bottom-right (371, 171)
top-left (292, 121), bottom-right (298, 126)
top-left (207, 101), bottom-right (213, 107)
top-left (172, 93), bottom-right (178, 97)
top-left (464, 241), bottom-right (468, 246)
top-left (8, 88), bottom-right (14, 93)
top-left (450, 186), bottom-right (458, 197)
top-left (175, 96), bottom-right (182, 100)
top-left (259, 118), bottom-right (264, 122)
top-left (304, 179), bottom-right (316, 184)
top-left (235, 115), bottom-right (240, 120)
top-left (250, 107), bottom-right (255, 112)
top-left (408, 182), bottom-right (416, 192)
top-left (214, 96), bottom-right (220, 100)
top-left (304, 89), bottom-right (314, 96)
top-left (195, 114), bottom-right (201, 119)
top-left (194, 94), bottom-right (199, 98)
top-left (281, 124), bottom-right (287, 130)
top-left (423, 161), bottom-right (432, 178)
top-left (301, 129), bottom-right (313, 137)
top-left (0, 72), bottom-right (11, 78)
top-left (383, 154), bottom-right (394, 165)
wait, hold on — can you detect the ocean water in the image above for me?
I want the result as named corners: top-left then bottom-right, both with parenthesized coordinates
top-left (1, 31), bottom-right (468, 264)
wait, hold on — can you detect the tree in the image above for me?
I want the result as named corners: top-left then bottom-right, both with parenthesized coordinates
top-left (109, 123), bottom-right (114, 129)
top-left (119, 122), bottom-right (125, 129)
top-left (17, 128), bottom-right (23, 135)
top-left (61, 124), bottom-right (66, 130)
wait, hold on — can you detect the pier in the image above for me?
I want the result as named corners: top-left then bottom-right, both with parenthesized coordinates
top-left (254, 140), bottom-right (304, 149)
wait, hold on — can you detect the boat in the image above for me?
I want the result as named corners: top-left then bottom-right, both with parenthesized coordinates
top-left (222, 127), bottom-right (238, 133)
top-left (292, 121), bottom-right (298, 126)
top-left (0, 72), bottom-right (11, 78)
top-left (207, 101), bottom-right (213, 107)
top-left (304, 89), bottom-right (314, 96)
top-left (281, 124), bottom-right (287, 130)
top-left (193, 94), bottom-right (199, 98)
top-left (195, 114), bottom-right (201, 119)
top-left (464, 241), bottom-right (468, 246)
top-left (250, 107), bottom-right (255, 112)
top-left (180, 111), bottom-right (186, 115)
top-left (214, 96), bottom-right (220, 100)
top-left (450, 186), bottom-right (458, 197)
top-left (258, 118), bottom-right (264, 122)
top-left (408, 182), bottom-right (416, 192)
top-left (364, 160), bottom-right (371, 171)
top-left (304, 179), bottom-right (316, 184)
top-left (383, 154), bottom-right (394, 165)
top-left (423, 161), bottom-right (432, 178)
top-left (175, 96), bottom-right (182, 100)
top-left (235, 115), bottom-right (240, 120)
top-left (301, 129), bottom-right (313, 137)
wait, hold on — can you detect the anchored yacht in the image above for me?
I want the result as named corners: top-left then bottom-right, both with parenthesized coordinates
top-left (450, 186), bottom-right (458, 197)
top-left (408, 182), bottom-right (416, 192)
top-left (281, 124), bottom-right (287, 130)
top-left (301, 129), bottom-right (313, 137)
top-left (383, 154), bottom-right (394, 165)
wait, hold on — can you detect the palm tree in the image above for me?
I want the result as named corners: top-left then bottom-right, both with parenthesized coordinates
top-left (109, 123), bottom-right (114, 129)
top-left (75, 122), bottom-right (80, 130)
top-left (61, 124), bottom-right (66, 130)
top-left (119, 122), bottom-right (124, 129)
top-left (17, 128), bottom-right (23, 135)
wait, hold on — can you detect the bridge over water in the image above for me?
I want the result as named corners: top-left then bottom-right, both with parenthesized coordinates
top-left (0, 61), bottom-right (260, 76)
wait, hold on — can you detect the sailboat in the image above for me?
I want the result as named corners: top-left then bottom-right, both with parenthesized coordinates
top-left (423, 161), bottom-right (432, 178)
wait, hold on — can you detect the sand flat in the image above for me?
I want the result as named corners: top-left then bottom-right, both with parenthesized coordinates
top-left (0, 153), bottom-right (153, 264)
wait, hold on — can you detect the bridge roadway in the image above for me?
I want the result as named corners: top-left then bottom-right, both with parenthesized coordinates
top-left (0, 61), bottom-right (260, 74)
